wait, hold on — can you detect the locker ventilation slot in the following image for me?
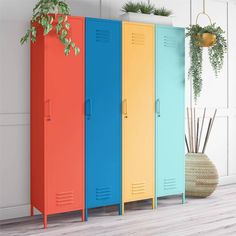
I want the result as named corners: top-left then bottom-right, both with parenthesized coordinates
top-left (164, 178), bottom-right (177, 191)
top-left (132, 182), bottom-right (145, 195)
top-left (96, 30), bottom-right (110, 43)
top-left (96, 186), bottom-right (112, 200)
top-left (163, 36), bottom-right (177, 48)
top-left (56, 191), bottom-right (74, 206)
top-left (131, 33), bottom-right (145, 46)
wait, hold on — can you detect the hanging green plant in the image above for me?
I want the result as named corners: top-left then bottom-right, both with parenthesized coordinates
top-left (186, 23), bottom-right (227, 101)
top-left (185, 0), bottom-right (227, 102)
top-left (20, 0), bottom-right (79, 56)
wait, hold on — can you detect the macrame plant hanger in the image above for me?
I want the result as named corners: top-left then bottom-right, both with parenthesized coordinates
top-left (195, 0), bottom-right (213, 26)
top-left (194, 0), bottom-right (216, 47)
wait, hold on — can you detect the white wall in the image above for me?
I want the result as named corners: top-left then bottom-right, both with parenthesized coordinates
top-left (0, 0), bottom-right (236, 221)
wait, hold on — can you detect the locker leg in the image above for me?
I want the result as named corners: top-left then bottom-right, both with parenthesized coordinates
top-left (30, 205), bottom-right (34, 216)
top-left (118, 203), bottom-right (122, 215)
top-left (182, 192), bottom-right (186, 204)
top-left (121, 203), bottom-right (125, 215)
top-left (81, 209), bottom-right (85, 222)
top-left (84, 208), bottom-right (88, 221)
top-left (43, 214), bottom-right (47, 229)
top-left (152, 197), bottom-right (157, 209)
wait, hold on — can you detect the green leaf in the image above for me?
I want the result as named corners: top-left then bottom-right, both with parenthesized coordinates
top-left (33, 0), bottom-right (42, 13)
top-left (20, 35), bottom-right (27, 45)
top-left (64, 38), bottom-right (69, 44)
top-left (60, 29), bottom-right (68, 38)
top-left (56, 23), bottom-right (62, 34)
top-left (75, 47), bottom-right (80, 56)
top-left (44, 23), bottom-right (52, 35)
top-left (32, 27), bottom-right (37, 37)
top-left (20, 32), bottom-right (29, 45)
top-left (65, 22), bottom-right (70, 30)
top-left (58, 1), bottom-right (70, 14)
top-left (64, 44), bottom-right (71, 56)
top-left (32, 35), bottom-right (36, 43)
top-left (41, 16), bottom-right (47, 27)
top-left (58, 16), bottom-right (64, 24)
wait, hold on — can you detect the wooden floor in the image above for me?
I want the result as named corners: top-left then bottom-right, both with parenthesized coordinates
top-left (1, 184), bottom-right (236, 236)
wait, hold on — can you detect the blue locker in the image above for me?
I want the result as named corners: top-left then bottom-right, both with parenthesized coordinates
top-left (85, 18), bottom-right (122, 220)
top-left (155, 25), bottom-right (185, 203)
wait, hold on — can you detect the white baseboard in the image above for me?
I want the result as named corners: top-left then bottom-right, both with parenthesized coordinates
top-left (0, 204), bottom-right (40, 221)
top-left (0, 204), bottom-right (30, 221)
top-left (1, 175), bottom-right (236, 221)
top-left (219, 175), bottom-right (236, 185)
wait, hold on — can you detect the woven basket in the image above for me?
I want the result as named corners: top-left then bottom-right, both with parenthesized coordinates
top-left (185, 153), bottom-right (219, 198)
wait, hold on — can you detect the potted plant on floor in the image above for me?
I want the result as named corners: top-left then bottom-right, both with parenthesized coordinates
top-left (120, 1), bottom-right (173, 25)
top-left (20, 0), bottom-right (79, 56)
top-left (186, 12), bottom-right (227, 102)
top-left (185, 108), bottom-right (219, 198)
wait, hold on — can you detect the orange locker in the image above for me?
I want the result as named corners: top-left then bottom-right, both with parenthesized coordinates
top-left (30, 16), bottom-right (85, 228)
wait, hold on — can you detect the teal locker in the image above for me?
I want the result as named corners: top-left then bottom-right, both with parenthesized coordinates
top-left (155, 25), bottom-right (185, 202)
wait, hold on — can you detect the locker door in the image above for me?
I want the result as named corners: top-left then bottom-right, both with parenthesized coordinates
top-left (85, 18), bottom-right (122, 210)
top-left (156, 26), bottom-right (185, 197)
top-left (44, 17), bottom-right (85, 214)
top-left (122, 22), bottom-right (155, 203)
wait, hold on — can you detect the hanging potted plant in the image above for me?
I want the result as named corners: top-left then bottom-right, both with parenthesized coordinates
top-left (120, 1), bottom-right (173, 25)
top-left (20, 0), bottom-right (79, 56)
top-left (186, 11), bottom-right (227, 101)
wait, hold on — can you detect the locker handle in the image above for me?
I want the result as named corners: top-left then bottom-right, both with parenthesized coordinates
top-left (45, 99), bottom-right (52, 121)
top-left (156, 99), bottom-right (160, 117)
top-left (122, 99), bottom-right (128, 118)
top-left (85, 99), bottom-right (92, 118)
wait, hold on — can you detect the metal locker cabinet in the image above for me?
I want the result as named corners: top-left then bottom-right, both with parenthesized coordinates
top-left (31, 16), bottom-right (85, 228)
top-left (122, 22), bottom-right (155, 213)
top-left (85, 18), bottom-right (122, 220)
top-left (155, 25), bottom-right (185, 203)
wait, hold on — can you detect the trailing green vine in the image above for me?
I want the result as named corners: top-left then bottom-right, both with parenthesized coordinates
top-left (208, 32), bottom-right (227, 77)
top-left (186, 23), bottom-right (227, 101)
top-left (188, 32), bottom-right (203, 102)
top-left (20, 0), bottom-right (79, 56)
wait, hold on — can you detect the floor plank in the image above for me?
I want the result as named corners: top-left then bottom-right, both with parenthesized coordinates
top-left (1, 184), bottom-right (236, 236)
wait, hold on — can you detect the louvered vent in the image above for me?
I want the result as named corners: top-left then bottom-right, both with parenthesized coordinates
top-left (131, 33), bottom-right (145, 45)
top-left (163, 36), bottom-right (177, 48)
top-left (56, 191), bottom-right (74, 206)
top-left (96, 186), bottom-right (112, 200)
top-left (164, 178), bottom-right (177, 191)
top-left (132, 182), bottom-right (145, 195)
top-left (96, 30), bottom-right (110, 43)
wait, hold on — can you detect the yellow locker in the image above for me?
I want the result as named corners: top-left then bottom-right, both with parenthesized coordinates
top-left (122, 22), bottom-right (155, 213)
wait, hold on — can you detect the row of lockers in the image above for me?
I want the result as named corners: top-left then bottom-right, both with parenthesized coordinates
top-left (31, 16), bottom-right (185, 228)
